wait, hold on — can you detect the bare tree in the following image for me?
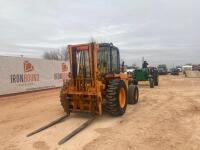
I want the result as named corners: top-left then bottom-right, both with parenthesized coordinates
top-left (89, 37), bottom-right (97, 43)
top-left (43, 47), bottom-right (69, 61)
top-left (43, 38), bottom-right (97, 61)
top-left (60, 47), bottom-right (69, 61)
top-left (43, 51), bottom-right (51, 59)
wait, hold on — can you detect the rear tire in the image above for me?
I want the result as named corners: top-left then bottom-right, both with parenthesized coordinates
top-left (105, 79), bottom-right (127, 116)
top-left (128, 84), bottom-right (139, 104)
top-left (154, 76), bottom-right (159, 86)
top-left (149, 78), bottom-right (154, 88)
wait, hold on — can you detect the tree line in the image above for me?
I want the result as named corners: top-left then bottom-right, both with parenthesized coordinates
top-left (43, 47), bottom-right (69, 61)
top-left (43, 38), bottom-right (97, 61)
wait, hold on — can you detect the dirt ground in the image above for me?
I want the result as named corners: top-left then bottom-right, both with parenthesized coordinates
top-left (0, 75), bottom-right (200, 150)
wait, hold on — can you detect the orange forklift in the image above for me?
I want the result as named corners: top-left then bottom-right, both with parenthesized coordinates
top-left (27, 42), bottom-right (139, 144)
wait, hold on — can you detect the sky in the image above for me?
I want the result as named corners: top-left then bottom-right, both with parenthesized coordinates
top-left (0, 0), bottom-right (200, 67)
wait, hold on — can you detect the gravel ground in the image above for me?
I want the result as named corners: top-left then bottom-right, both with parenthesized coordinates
top-left (0, 75), bottom-right (200, 150)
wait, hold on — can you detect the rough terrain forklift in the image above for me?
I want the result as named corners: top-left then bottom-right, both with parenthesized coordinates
top-left (27, 42), bottom-right (139, 144)
top-left (61, 42), bottom-right (139, 116)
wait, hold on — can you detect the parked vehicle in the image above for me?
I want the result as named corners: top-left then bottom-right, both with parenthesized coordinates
top-left (131, 67), bottom-right (159, 88)
top-left (157, 64), bottom-right (168, 75)
top-left (171, 68), bottom-right (179, 75)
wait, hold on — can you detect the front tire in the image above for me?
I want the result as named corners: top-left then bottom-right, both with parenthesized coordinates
top-left (105, 79), bottom-right (127, 116)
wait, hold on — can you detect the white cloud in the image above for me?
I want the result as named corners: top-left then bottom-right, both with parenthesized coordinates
top-left (0, 0), bottom-right (200, 66)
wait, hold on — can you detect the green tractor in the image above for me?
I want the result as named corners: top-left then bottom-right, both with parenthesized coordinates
top-left (132, 68), bottom-right (159, 88)
top-left (128, 61), bottom-right (159, 88)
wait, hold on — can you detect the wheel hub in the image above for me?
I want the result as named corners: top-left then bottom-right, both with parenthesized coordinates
top-left (119, 88), bottom-right (126, 108)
